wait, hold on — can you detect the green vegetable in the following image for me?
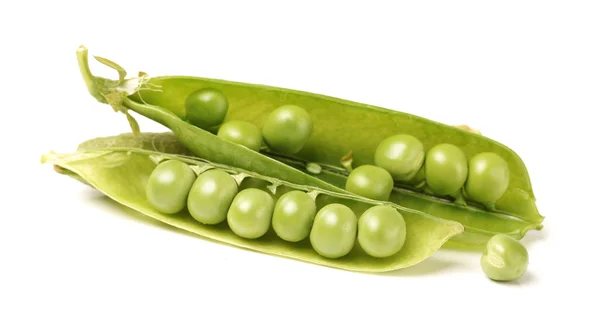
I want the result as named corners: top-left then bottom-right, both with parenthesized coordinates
top-left (465, 152), bottom-right (510, 205)
top-left (272, 190), bottom-right (317, 242)
top-left (227, 188), bottom-right (275, 239)
top-left (480, 234), bottom-right (529, 281)
top-left (309, 203), bottom-right (358, 259)
top-left (345, 165), bottom-right (394, 201)
top-left (424, 143), bottom-right (468, 197)
top-left (374, 134), bottom-right (425, 182)
top-left (357, 205), bottom-right (406, 258)
top-left (145, 160), bottom-right (196, 214)
top-left (217, 120), bottom-right (263, 152)
top-left (41, 132), bottom-right (464, 272)
top-left (185, 88), bottom-right (229, 129)
top-left (187, 169), bottom-right (239, 225)
top-left (262, 105), bottom-right (313, 154)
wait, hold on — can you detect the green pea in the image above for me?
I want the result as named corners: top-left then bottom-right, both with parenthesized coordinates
top-left (272, 191), bottom-right (317, 242)
top-left (374, 134), bottom-right (424, 182)
top-left (146, 160), bottom-right (196, 214)
top-left (310, 203), bottom-right (357, 259)
top-left (465, 152), bottom-right (510, 204)
top-left (262, 105), bottom-right (313, 154)
top-left (185, 88), bottom-right (229, 129)
top-left (345, 165), bottom-right (394, 201)
top-left (227, 188), bottom-right (275, 239)
top-left (217, 120), bottom-right (262, 151)
top-left (358, 205), bottom-right (406, 258)
top-left (481, 234), bottom-right (529, 281)
top-left (187, 169), bottom-right (238, 225)
top-left (424, 143), bottom-right (468, 196)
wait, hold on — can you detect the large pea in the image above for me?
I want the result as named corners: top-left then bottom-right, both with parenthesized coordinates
top-left (227, 188), bottom-right (275, 239)
top-left (185, 88), bottom-right (229, 129)
top-left (217, 120), bottom-right (262, 152)
top-left (262, 105), bottom-right (313, 154)
top-left (374, 134), bottom-right (424, 182)
top-left (310, 204), bottom-right (357, 259)
top-left (345, 165), bottom-right (394, 201)
top-left (187, 169), bottom-right (238, 225)
top-left (480, 234), bottom-right (529, 281)
top-left (465, 152), bottom-right (510, 204)
top-left (146, 160), bottom-right (196, 214)
top-left (358, 205), bottom-right (406, 258)
top-left (272, 191), bottom-right (317, 242)
top-left (424, 143), bottom-right (468, 196)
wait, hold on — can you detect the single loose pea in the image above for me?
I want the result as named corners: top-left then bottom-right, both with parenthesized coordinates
top-left (272, 191), bottom-right (317, 242)
top-left (424, 143), bottom-right (468, 196)
top-left (481, 234), bottom-right (529, 281)
top-left (217, 120), bottom-right (262, 151)
top-left (187, 169), bottom-right (238, 225)
top-left (310, 203), bottom-right (357, 259)
top-left (345, 165), bottom-right (394, 201)
top-left (262, 104), bottom-right (313, 154)
top-left (358, 205), bottom-right (406, 258)
top-left (146, 160), bottom-right (196, 214)
top-left (465, 152), bottom-right (510, 204)
top-left (227, 188), bottom-right (275, 239)
top-left (374, 134), bottom-right (425, 182)
top-left (185, 88), bottom-right (229, 129)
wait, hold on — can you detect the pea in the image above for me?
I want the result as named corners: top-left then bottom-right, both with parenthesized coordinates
top-left (480, 234), bottom-right (529, 281)
top-left (465, 152), bottom-right (510, 204)
top-left (357, 205), bottom-right (406, 258)
top-left (227, 188), bottom-right (275, 239)
top-left (187, 169), bottom-right (238, 225)
top-left (146, 160), bottom-right (196, 214)
top-left (374, 134), bottom-right (424, 182)
top-left (310, 204), bottom-right (357, 259)
top-left (424, 143), bottom-right (468, 196)
top-left (262, 105), bottom-right (313, 154)
top-left (185, 88), bottom-right (229, 129)
top-left (272, 191), bottom-right (317, 242)
top-left (345, 165), bottom-right (394, 201)
top-left (217, 120), bottom-right (262, 152)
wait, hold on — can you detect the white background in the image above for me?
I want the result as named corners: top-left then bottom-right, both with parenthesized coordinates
top-left (2, 1), bottom-right (599, 335)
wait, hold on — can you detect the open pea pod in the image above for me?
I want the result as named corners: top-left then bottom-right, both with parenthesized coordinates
top-left (41, 132), bottom-right (464, 272)
top-left (75, 46), bottom-right (544, 247)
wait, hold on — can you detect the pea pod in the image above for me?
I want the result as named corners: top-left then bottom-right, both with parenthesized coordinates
top-left (41, 132), bottom-right (463, 272)
top-left (75, 46), bottom-right (544, 247)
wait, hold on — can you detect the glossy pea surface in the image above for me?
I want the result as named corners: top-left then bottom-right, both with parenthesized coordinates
top-left (374, 134), bottom-right (424, 182)
top-left (185, 88), bottom-right (229, 129)
top-left (465, 152), bottom-right (510, 204)
top-left (481, 234), bottom-right (529, 281)
top-left (310, 204), bottom-right (357, 259)
top-left (146, 160), bottom-right (196, 214)
top-left (345, 165), bottom-right (394, 201)
top-left (358, 205), bottom-right (406, 258)
top-left (217, 120), bottom-right (262, 151)
top-left (227, 188), bottom-right (275, 239)
top-left (187, 169), bottom-right (238, 224)
top-left (272, 191), bottom-right (317, 242)
top-left (425, 143), bottom-right (468, 196)
top-left (262, 105), bottom-right (313, 154)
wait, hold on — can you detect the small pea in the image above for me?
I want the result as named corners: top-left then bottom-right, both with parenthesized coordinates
top-left (185, 88), bottom-right (229, 129)
top-left (272, 191), bottom-right (317, 242)
top-left (262, 105), bottom-right (313, 154)
top-left (465, 152), bottom-right (510, 204)
top-left (227, 188), bottom-right (275, 239)
top-left (345, 165), bottom-right (394, 201)
top-left (310, 203), bottom-right (357, 259)
top-left (217, 120), bottom-right (262, 151)
top-left (374, 134), bottom-right (425, 182)
top-left (146, 160), bottom-right (196, 214)
top-left (424, 143), bottom-right (468, 196)
top-left (481, 234), bottom-right (529, 281)
top-left (358, 205), bottom-right (406, 258)
top-left (187, 169), bottom-right (239, 225)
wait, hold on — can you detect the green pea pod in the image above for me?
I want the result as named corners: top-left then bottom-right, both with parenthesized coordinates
top-left (75, 46), bottom-right (544, 247)
top-left (41, 132), bottom-right (463, 272)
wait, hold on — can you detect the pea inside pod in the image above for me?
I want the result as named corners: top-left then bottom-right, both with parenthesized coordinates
top-left (187, 169), bottom-right (239, 224)
top-left (424, 143), bottom-right (468, 197)
top-left (310, 203), bottom-right (358, 259)
top-left (217, 120), bottom-right (263, 152)
top-left (272, 190), bottom-right (317, 242)
top-left (262, 104), bottom-right (313, 155)
top-left (374, 134), bottom-right (425, 182)
top-left (227, 188), bottom-right (275, 239)
top-left (145, 160), bottom-right (196, 214)
top-left (465, 152), bottom-right (510, 205)
top-left (345, 165), bottom-right (394, 201)
top-left (185, 88), bottom-right (229, 130)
